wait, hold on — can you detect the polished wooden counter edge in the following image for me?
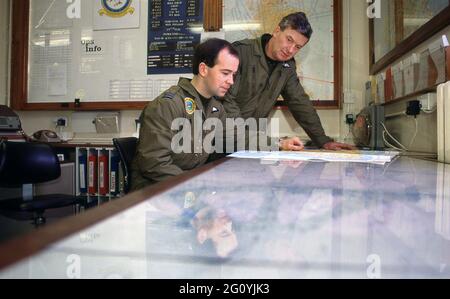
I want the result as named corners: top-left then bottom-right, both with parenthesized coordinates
top-left (0, 158), bottom-right (230, 270)
top-left (50, 142), bottom-right (114, 148)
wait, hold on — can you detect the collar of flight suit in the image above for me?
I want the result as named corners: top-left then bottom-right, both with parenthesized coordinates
top-left (177, 77), bottom-right (218, 117)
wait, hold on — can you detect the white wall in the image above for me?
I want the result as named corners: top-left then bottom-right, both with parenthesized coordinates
top-left (0, 0), bottom-right (10, 106)
top-left (16, 110), bottom-right (141, 138)
top-left (340, 0), bottom-right (370, 141)
top-left (383, 25), bottom-right (450, 153)
top-left (13, 0), bottom-right (370, 143)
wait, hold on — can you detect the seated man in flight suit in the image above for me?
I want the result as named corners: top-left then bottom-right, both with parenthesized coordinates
top-left (131, 38), bottom-right (304, 191)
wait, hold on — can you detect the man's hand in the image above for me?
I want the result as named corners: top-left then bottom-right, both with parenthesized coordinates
top-left (279, 137), bottom-right (305, 151)
top-left (322, 142), bottom-right (357, 151)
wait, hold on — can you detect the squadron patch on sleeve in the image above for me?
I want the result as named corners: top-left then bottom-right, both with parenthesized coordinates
top-left (184, 97), bottom-right (196, 115)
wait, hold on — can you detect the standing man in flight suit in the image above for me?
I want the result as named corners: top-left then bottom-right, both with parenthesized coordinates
top-left (223, 12), bottom-right (356, 151)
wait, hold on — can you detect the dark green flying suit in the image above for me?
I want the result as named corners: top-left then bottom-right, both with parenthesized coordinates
top-left (223, 35), bottom-right (333, 148)
top-left (131, 78), bottom-right (226, 191)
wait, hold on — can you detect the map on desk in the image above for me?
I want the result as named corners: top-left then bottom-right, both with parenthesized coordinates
top-left (229, 150), bottom-right (399, 165)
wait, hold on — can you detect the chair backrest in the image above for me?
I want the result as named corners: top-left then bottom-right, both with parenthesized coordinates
top-left (0, 140), bottom-right (5, 174)
top-left (0, 141), bottom-right (61, 187)
top-left (112, 137), bottom-right (138, 194)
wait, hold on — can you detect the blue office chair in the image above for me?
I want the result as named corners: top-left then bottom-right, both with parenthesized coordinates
top-left (112, 137), bottom-right (137, 194)
top-left (0, 141), bottom-right (82, 226)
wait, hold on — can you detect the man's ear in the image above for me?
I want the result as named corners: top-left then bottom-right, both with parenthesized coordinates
top-left (198, 62), bottom-right (208, 77)
top-left (273, 26), bottom-right (282, 36)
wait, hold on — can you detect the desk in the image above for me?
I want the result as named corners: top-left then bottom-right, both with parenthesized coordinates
top-left (0, 156), bottom-right (449, 278)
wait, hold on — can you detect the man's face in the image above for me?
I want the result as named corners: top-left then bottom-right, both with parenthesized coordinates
top-left (195, 209), bottom-right (238, 258)
top-left (209, 211), bottom-right (238, 258)
top-left (203, 49), bottom-right (239, 98)
top-left (268, 26), bottom-right (309, 61)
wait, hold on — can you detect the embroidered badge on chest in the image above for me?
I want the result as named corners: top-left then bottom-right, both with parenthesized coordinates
top-left (184, 98), bottom-right (196, 115)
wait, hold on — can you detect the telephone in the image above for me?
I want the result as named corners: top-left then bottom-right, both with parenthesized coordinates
top-left (32, 130), bottom-right (61, 143)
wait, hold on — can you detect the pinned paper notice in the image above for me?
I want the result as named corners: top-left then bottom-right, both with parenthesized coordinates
top-left (47, 63), bottom-right (67, 96)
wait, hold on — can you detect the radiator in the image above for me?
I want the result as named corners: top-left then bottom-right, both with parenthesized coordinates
top-left (435, 163), bottom-right (450, 240)
top-left (438, 81), bottom-right (450, 163)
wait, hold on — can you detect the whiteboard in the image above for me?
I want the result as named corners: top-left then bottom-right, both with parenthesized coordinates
top-left (26, 0), bottom-right (337, 105)
top-left (28, 0), bottom-right (188, 104)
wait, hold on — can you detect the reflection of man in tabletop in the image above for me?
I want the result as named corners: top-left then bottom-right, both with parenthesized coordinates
top-left (147, 191), bottom-right (239, 259)
top-left (223, 12), bottom-right (356, 151)
top-left (191, 207), bottom-right (238, 258)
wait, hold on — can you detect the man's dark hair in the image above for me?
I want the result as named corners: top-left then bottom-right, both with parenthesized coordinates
top-left (193, 38), bottom-right (239, 75)
top-left (279, 12), bottom-right (313, 39)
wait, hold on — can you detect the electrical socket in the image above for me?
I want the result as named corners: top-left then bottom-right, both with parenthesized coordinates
top-left (418, 93), bottom-right (437, 111)
top-left (54, 117), bottom-right (68, 127)
top-left (345, 114), bottom-right (355, 125)
top-left (406, 100), bottom-right (421, 117)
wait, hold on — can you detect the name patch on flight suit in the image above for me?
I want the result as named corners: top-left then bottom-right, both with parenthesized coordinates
top-left (184, 97), bottom-right (196, 115)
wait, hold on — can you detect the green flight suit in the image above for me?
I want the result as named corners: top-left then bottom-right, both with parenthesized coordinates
top-left (223, 35), bottom-right (333, 148)
top-left (131, 78), bottom-right (227, 191)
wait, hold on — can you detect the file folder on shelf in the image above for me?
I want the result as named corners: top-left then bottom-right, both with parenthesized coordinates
top-left (88, 150), bottom-right (98, 195)
top-left (385, 67), bottom-right (393, 102)
top-left (110, 150), bottom-right (120, 196)
top-left (78, 149), bottom-right (88, 194)
top-left (99, 151), bottom-right (109, 196)
top-left (76, 146), bottom-right (123, 198)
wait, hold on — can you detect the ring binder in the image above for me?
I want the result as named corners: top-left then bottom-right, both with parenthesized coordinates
top-left (76, 146), bottom-right (123, 200)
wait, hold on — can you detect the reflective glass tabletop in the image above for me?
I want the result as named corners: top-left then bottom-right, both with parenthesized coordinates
top-left (1, 157), bottom-right (450, 279)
